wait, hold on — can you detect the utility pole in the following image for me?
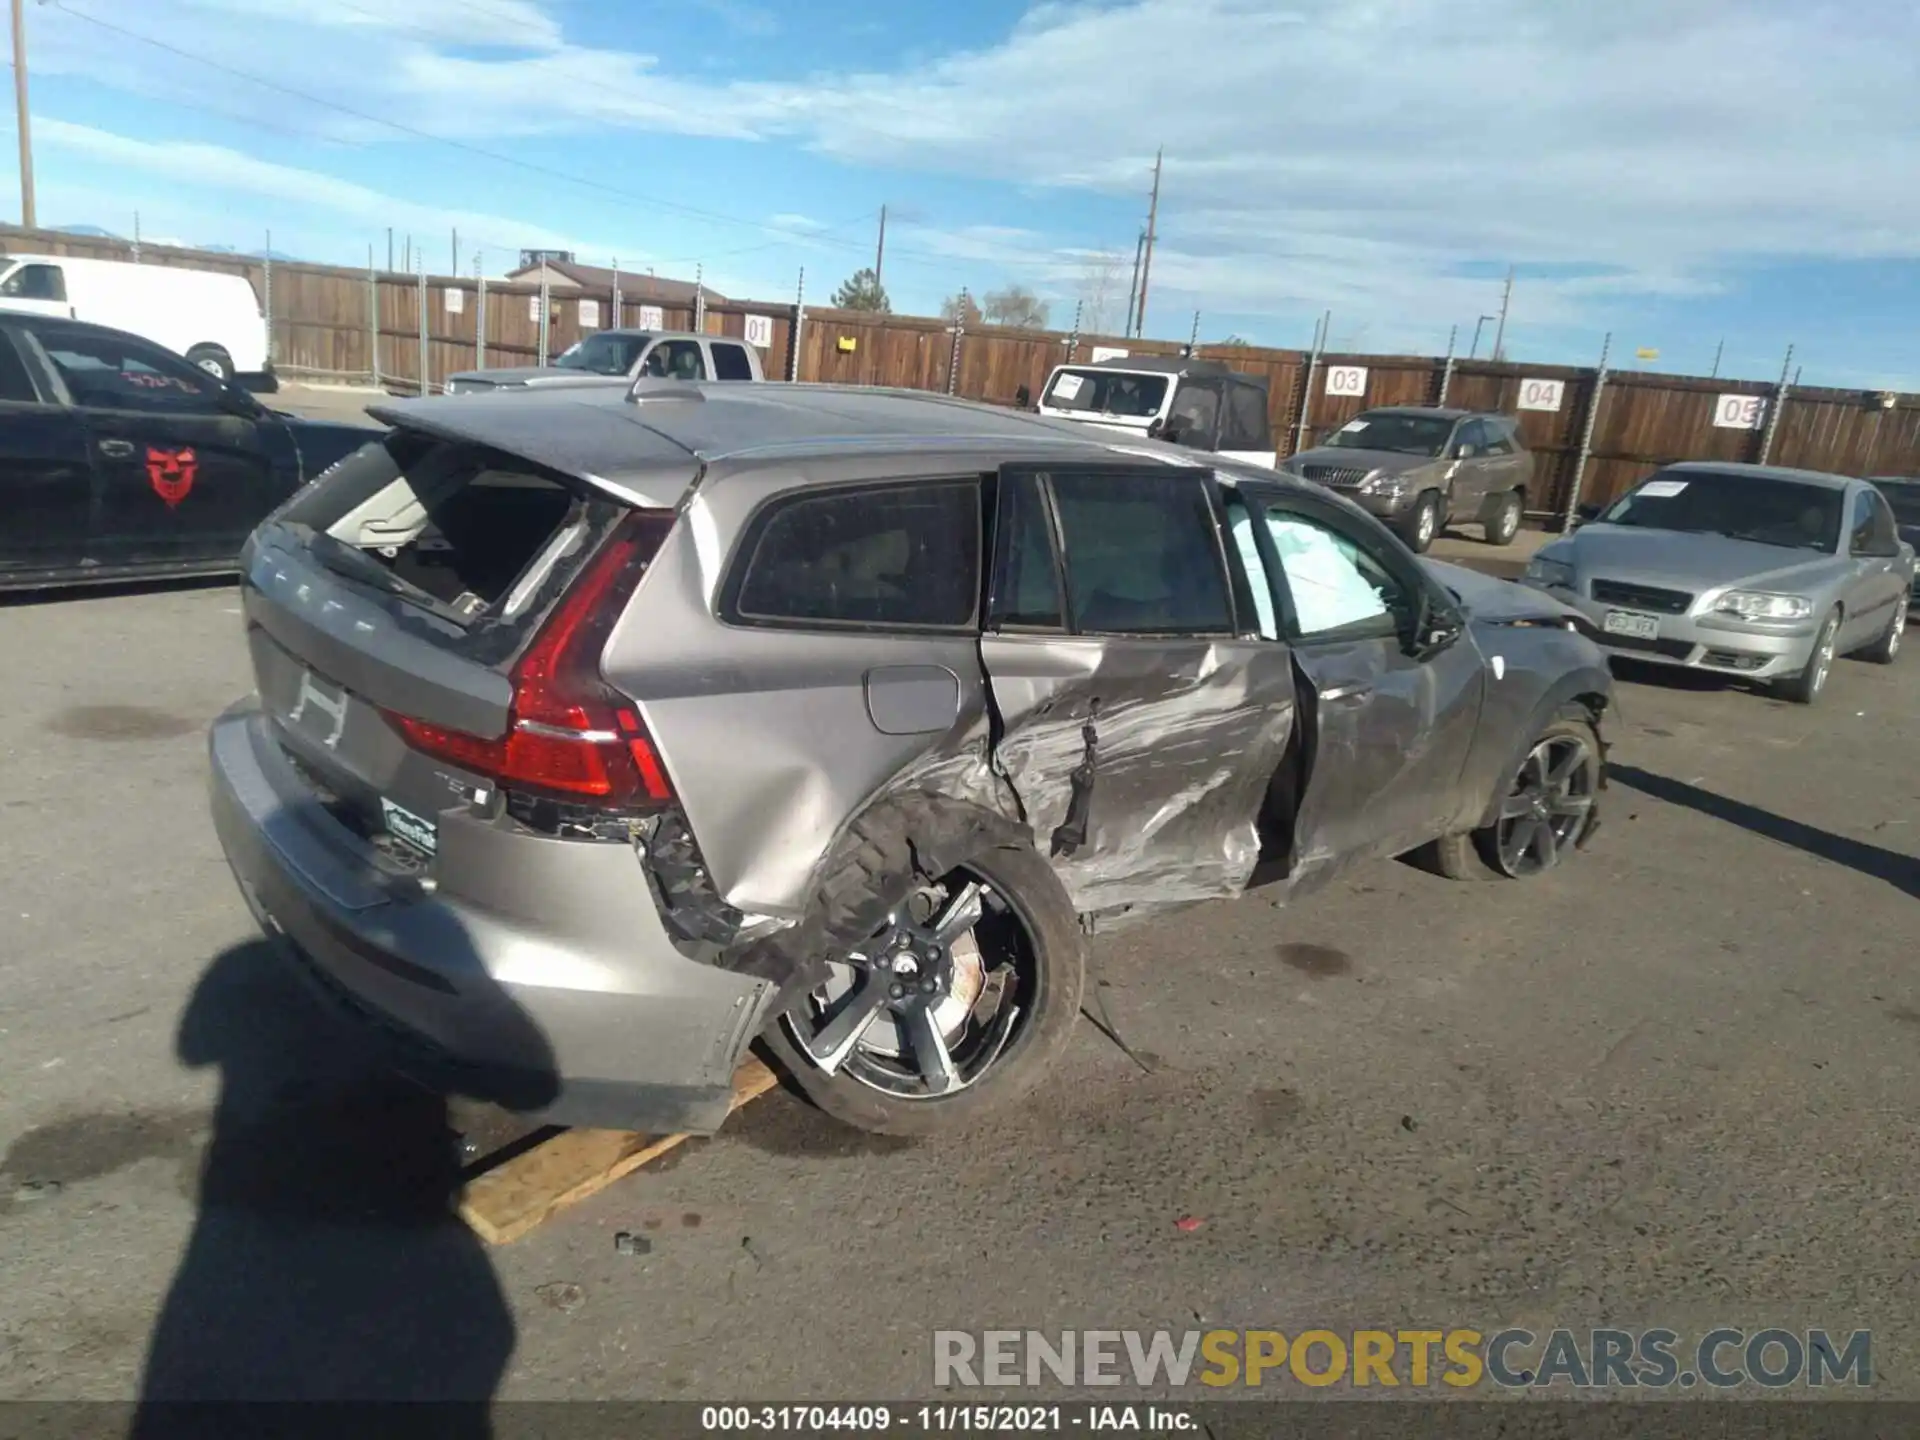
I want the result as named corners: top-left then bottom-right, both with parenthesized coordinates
top-left (1133, 147), bottom-right (1162, 338)
top-left (1123, 227), bottom-right (1145, 339)
top-left (1709, 338), bottom-right (1724, 379)
top-left (1491, 264), bottom-right (1514, 361)
top-left (1469, 314), bottom-right (1494, 360)
top-left (451, 228), bottom-right (458, 277)
top-left (387, 227), bottom-right (394, 273)
top-left (11, 0), bottom-right (35, 229)
top-left (874, 204), bottom-right (887, 292)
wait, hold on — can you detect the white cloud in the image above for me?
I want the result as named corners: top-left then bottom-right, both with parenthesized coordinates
top-left (33, 118), bottom-right (624, 266)
top-left (26, 0), bottom-right (1920, 345)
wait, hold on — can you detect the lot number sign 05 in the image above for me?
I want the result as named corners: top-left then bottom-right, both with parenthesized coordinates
top-left (1713, 394), bottom-right (1768, 430)
top-left (1325, 365), bottom-right (1368, 397)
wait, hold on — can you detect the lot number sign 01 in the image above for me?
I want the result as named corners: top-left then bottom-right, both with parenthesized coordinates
top-left (1325, 365), bottom-right (1368, 397)
top-left (1713, 394), bottom-right (1768, 430)
top-left (743, 314), bottom-right (775, 349)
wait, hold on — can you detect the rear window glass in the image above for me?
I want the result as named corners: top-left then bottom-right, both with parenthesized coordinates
top-left (1049, 471), bottom-right (1232, 634)
top-left (732, 481), bottom-right (980, 628)
top-left (712, 343), bottom-right (754, 381)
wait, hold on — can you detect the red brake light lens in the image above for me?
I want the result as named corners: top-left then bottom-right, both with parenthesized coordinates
top-left (386, 513), bottom-right (673, 805)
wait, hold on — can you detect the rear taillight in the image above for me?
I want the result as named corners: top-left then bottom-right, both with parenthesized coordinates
top-left (386, 513), bottom-right (673, 807)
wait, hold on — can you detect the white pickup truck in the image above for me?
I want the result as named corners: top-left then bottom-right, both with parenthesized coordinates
top-left (1032, 355), bottom-right (1276, 466)
top-left (446, 328), bottom-right (765, 394)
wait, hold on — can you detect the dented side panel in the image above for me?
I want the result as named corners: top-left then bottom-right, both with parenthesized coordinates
top-left (1285, 633), bottom-right (1486, 881)
top-left (980, 633), bottom-right (1296, 916)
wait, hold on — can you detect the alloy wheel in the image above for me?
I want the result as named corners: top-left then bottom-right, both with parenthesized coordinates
top-left (1416, 500), bottom-right (1436, 548)
top-left (1491, 733), bottom-right (1597, 877)
top-left (786, 873), bottom-right (1031, 1101)
top-left (1891, 607), bottom-right (1906, 658)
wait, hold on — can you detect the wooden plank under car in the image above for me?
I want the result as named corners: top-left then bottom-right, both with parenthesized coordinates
top-left (457, 1057), bottom-right (781, 1246)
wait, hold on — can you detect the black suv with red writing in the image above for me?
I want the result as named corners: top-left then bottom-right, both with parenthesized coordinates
top-left (0, 314), bottom-right (378, 591)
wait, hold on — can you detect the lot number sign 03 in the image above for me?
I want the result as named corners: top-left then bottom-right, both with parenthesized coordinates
top-left (1713, 394), bottom-right (1768, 430)
top-left (1325, 365), bottom-right (1368, 397)
top-left (1517, 378), bottom-right (1565, 412)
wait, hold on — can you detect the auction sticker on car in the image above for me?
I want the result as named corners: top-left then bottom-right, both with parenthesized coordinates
top-left (1602, 610), bottom-right (1661, 641)
top-left (380, 798), bottom-right (438, 858)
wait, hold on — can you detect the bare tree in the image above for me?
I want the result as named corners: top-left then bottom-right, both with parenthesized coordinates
top-left (940, 291), bottom-right (982, 328)
top-left (1075, 251), bottom-right (1126, 335)
top-left (982, 283), bottom-right (1050, 329)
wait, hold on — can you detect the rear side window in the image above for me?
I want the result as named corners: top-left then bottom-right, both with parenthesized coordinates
top-left (1481, 419), bottom-right (1517, 455)
top-left (37, 327), bottom-right (224, 413)
top-left (1, 263), bottom-right (66, 302)
top-left (711, 343), bottom-right (754, 381)
top-left (1048, 471), bottom-right (1233, 634)
top-left (0, 332), bottom-right (39, 402)
top-left (1222, 383), bottom-right (1269, 450)
top-left (989, 471), bottom-right (1064, 629)
top-left (731, 481), bottom-right (980, 629)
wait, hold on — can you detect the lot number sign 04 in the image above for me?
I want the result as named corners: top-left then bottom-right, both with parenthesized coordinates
top-left (1325, 365), bottom-right (1368, 397)
top-left (1517, 378), bottom-right (1565, 412)
top-left (1713, 394), bottom-right (1768, 430)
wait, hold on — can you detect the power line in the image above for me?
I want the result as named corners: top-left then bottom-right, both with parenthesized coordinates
top-left (43, 0), bottom-right (868, 247)
top-left (41, 0), bottom-right (1132, 292)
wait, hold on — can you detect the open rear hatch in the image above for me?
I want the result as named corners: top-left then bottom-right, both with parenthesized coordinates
top-left (240, 426), bottom-right (684, 867)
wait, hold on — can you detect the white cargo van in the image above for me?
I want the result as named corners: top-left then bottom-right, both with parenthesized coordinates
top-left (0, 253), bottom-right (268, 382)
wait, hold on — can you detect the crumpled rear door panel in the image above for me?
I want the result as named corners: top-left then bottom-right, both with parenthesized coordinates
top-left (980, 633), bottom-right (1296, 917)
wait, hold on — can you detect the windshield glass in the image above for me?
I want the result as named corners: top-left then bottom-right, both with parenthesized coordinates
top-left (1601, 470), bottom-right (1844, 551)
top-left (1043, 368), bottom-right (1169, 419)
top-left (553, 333), bottom-right (647, 374)
top-left (1873, 479), bottom-right (1920, 527)
top-left (1322, 411), bottom-right (1455, 456)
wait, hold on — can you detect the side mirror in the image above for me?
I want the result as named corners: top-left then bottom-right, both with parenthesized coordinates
top-left (220, 383), bottom-right (265, 418)
top-left (1453, 443), bottom-right (1477, 460)
top-left (1015, 384), bottom-right (1032, 409)
top-left (1571, 502), bottom-right (1602, 530)
top-left (1403, 593), bottom-right (1463, 659)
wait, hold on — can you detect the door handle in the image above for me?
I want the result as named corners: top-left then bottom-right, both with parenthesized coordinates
top-left (1319, 682), bottom-right (1373, 704)
top-left (98, 439), bottom-right (135, 459)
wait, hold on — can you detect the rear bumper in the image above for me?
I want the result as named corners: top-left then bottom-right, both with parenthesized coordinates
top-left (208, 699), bottom-right (780, 1134)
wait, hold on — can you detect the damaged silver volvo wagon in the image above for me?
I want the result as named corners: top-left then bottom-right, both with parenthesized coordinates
top-left (209, 381), bottom-right (1612, 1137)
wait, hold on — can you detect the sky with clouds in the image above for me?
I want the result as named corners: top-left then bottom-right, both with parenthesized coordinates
top-left (7, 0), bottom-right (1918, 387)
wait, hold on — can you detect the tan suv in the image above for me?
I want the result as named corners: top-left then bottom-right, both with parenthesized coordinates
top-left (1281, 407), bottom-right (1533, 553)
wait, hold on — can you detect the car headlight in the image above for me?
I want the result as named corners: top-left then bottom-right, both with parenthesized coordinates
top-left (1714, 590), bottom-right (1813, 620)
top-left (1365, 471), bottom-right (1405, 496)
top-left (1523, 556), bottom-right (1575, 588)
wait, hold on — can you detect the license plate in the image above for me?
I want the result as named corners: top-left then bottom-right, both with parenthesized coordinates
top-left (380, 797), bottom-right (438, 858)
top-left (1602, 609), bottom-right (1661, 641)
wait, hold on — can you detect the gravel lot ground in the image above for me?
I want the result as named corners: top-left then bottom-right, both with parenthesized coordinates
top-left (0, 420), bottom-right (1914, 1407)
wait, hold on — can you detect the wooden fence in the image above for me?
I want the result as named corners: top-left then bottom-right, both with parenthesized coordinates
top-left (5, 226), bottom-right (1917, 518)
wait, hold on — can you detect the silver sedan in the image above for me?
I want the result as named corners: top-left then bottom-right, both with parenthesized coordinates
top-left (1520, 462), bottom-right (1915, 704)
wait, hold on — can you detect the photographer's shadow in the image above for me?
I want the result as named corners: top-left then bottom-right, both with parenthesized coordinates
top-left (136, 936), bottom-right (556, 1428)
